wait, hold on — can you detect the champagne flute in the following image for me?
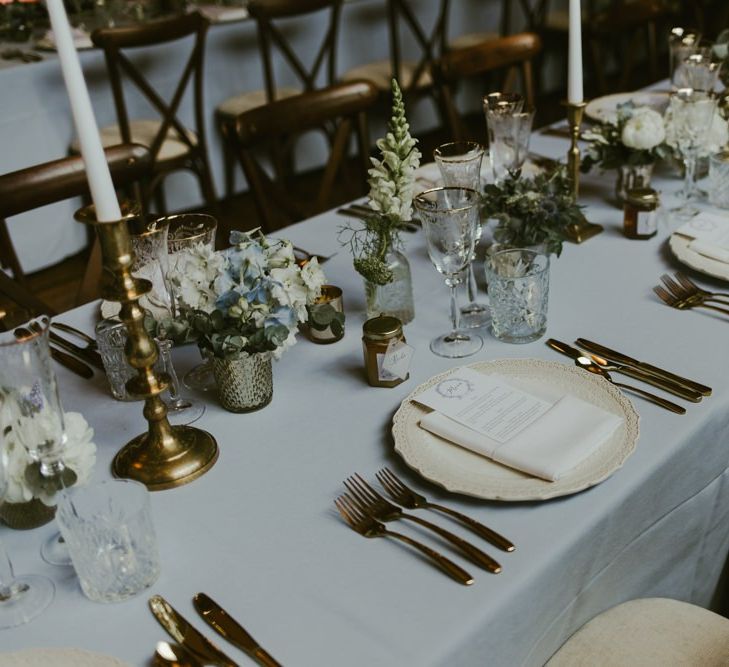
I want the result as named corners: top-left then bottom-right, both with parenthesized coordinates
top-left (165, 213), bottom-right (218, 393)
top-left (669, 88), bottom-right (717, 218)
top-left (0, 320), bottom-right (56, 624)
top-left (129, 218), bottom-right (205, 426)
top-left (414, 187), bottom-right (483, 358)
top-left (434, 141), bottom-right (489, 329)
top-left (483, 92), bottom-right (524, 184)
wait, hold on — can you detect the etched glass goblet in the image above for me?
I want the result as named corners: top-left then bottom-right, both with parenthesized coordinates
top-left (434, 141), bottom-right (489, 329)
top-left (414, 187), bottom-right (483, 358)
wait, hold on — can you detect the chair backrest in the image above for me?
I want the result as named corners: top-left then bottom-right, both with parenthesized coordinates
top-left (387, 0), bottom-right (451, 97)
top-left (247, 0), bottom-right (342, 103)
top-left (233, 80), bottom-right (378, 232)
top-left (91, 12), bottom-right (210, 166)
top-left (436, 32), bottom-right (542, 139)
top-left (589, 0), bottom-right (671, 92)
top-left (0, 144), bottom-right (152, 319)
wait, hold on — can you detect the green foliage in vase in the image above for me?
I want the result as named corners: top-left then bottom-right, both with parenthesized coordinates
top-left (482, 166), bottom-right (585, 256)
top-left (341, 79), bottom-right (421, 285)
top-left (307, 303), bottom-right (345, 338)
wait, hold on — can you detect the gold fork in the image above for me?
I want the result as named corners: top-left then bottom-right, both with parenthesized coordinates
top-left (654, 284), bottom-right (729, 317)
top-left (660, 274), bottom-right (729, 308)
top-left (335, 495), bottom-right (474, 585)
top-left (344, 473), bottom-right (502, 573)
top-left (376, 468), bottom-right (515, 552)
top-left (673, 272), bottom-right (729, 301)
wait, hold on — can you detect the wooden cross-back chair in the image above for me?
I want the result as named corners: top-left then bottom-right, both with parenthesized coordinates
top-left (83, 12), bottom-right (216, 212)
top-left (436, 32), bottom-right (542, 140)
top-left (0, 144), bottom-right (151, 326)
top-left (232, 80), bottom-right (378, 233)
top-left (217, 0), bottom-right (343, 196)
top-left (342, 0), bottom-right (450, 104)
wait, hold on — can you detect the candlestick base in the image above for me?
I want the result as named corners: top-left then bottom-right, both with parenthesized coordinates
top-left (563, 100), bottom-right (603, 244)
top-left (76, 203), bottom-right (218, 491)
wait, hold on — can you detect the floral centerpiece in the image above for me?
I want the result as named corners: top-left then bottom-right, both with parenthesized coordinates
top-left (482, 165), bottom-right (586, 256)
top-left (340, 79), bottom-right (419, 324)
top-left (581, 104), bottom-right (669, 202)
top-left (0, 388), bottom-right (95, 528)
top-left (169, 230), bottom-right (327, 412)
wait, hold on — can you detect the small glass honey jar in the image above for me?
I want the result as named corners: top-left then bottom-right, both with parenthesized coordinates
top-left (623, 187), bottom-right (658, 239)
top-left (362, 315), bottom-right (408, 388)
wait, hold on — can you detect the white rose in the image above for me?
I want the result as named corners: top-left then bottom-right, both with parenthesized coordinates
top-left (621, 108), bottom-right (665, 150)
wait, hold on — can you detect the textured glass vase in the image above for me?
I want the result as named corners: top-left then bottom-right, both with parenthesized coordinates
top-left (212, 354), bottom-right (273, 413)
top-left (615, 163), bottom-right (654, 204)
top-left (364, 250), bottom-right (415, 324)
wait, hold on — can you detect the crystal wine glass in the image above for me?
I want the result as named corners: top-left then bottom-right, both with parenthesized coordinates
top-left (669, 27), bottom-right (702, 88)
top-left (678, 51), bottom-right (722, 93)
top-left (669, 88), bottom-right (717, 218)
top-left (487, 109), bottom-right (535, 183)
top-left (129, 218), bottom-right (205, 426)
top-left (0, 321), bottom-right (56, 625)
top-left (414, 187), bottom-right (483, 358)
top-left (165, 213), bottom-right (218, 393)
top-left (483, 92), bottom-right (525, 184)
top-left (434, 141), bottom-right (489, 329)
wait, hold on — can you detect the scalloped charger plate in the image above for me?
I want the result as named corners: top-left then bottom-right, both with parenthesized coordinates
top-left (669, 233), bottom-right (729, 283)
top-left (392, 359), bottom-right (640, 501)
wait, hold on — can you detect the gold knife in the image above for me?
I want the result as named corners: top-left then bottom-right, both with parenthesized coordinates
top-left (193, 593), bottom-right (282, 667)
top-left (149, 595), bottom-right (239, 667)
top-left (575, 338), bottom-right (712, 396)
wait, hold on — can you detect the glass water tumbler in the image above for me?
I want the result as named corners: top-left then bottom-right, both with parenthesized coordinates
top-left (56, 479), bottom-right (161, 603)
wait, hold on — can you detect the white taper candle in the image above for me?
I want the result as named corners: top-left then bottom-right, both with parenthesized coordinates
top-left (567, 0), bottom-right (584, 104)
top-left (45, 0), bottom-right (122, 222)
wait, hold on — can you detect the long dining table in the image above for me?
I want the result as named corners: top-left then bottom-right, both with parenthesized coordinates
top-left (3, 123), bottom-right (729, 666)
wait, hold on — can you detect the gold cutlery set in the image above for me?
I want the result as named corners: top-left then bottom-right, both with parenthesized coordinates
top-left (150, 593), bottom-right (282, 667)
top-left (654, 272), bottom-right (729, 318)
top-left (335, 469), bottom-right (514, 585)
top-left (32, 321), bottom-right (102, 379)
top-left (546, 337), bottom-right (711, 415)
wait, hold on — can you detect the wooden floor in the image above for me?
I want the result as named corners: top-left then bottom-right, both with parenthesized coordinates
top-left (2, 92), bottom-right (567, 321)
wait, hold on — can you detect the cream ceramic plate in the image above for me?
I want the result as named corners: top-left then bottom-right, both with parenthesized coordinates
top-left (0, 648), bottom-right (130, 666)
top-left (392, 359), bottom-right (640, 501)
top-left (585, 91), bottom-right (669, 124)
top-left (668, 234), bottom-right (729, 282)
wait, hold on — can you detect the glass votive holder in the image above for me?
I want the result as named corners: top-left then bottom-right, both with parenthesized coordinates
top-left (96, 318), bottom-right (163, 400)
top-left (708, 151), bottom-right (729, 209)
top-left (485, 248), bottom-right (550, 344)
top-left (56, 479), bottom-right (161, 603)
top-left (300, 285), bottom-right (345, 344)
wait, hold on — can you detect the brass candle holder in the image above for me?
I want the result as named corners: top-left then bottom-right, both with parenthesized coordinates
top-left (76, 203), bottom-right (218, 491)
top-left (564, 101), bottom-right (603, 244)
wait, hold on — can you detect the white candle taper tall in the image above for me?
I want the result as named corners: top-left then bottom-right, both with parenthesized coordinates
top-left (45, 0), bottom-right (121, 222)
top-left (567, 0), bottom-right (583, 105)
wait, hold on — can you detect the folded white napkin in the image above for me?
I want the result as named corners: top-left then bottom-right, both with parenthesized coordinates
top-left (419, 395), bottom-right (623, 481)
top-left (688, 239), bottom-right (729, 264)
top-left (676, 212), bottom-right (729, 265)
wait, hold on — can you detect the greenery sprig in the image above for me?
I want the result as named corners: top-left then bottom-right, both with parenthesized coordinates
top-left (482, 166), bottom-right (585, 257)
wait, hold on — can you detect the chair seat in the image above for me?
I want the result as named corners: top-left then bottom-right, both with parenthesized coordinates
top-left (70, 120), bottom-right (197, 163)
top-left (547, 598), bottom-right (729, 666)
top-left (341, 59), bottom-right (433, 91)
top-left (216, 86), bottom-right (302, 119)
top-left (449, 30), bottom-right (499, 50)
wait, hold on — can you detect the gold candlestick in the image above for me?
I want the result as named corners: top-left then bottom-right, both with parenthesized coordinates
top-left (563, 101), bottom-right (603, 244)
top-left (76, 204), bottom-right (218, 491)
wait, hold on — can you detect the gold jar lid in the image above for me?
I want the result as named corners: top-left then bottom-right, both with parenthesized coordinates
top-left (363, 315), bottom-right (403, 341)
top-left (626, 187), bottom-right (658, 209)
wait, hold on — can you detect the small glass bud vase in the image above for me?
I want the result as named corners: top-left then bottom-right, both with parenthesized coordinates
top-left (364, 249), bottom-right (415, 324)
top-left (615, 163), bottom-right (654, 205)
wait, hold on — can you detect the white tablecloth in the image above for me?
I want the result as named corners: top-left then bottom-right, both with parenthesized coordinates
top-left (1, 0), bottom-right (509, 273)
top-left (3, 120), bottom-right (729, 667)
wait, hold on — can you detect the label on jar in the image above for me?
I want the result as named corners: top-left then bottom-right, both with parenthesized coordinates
top-left (636, 208), bottom-right (658, 236)
top-left (381, 339), bottom-right (414, 380)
